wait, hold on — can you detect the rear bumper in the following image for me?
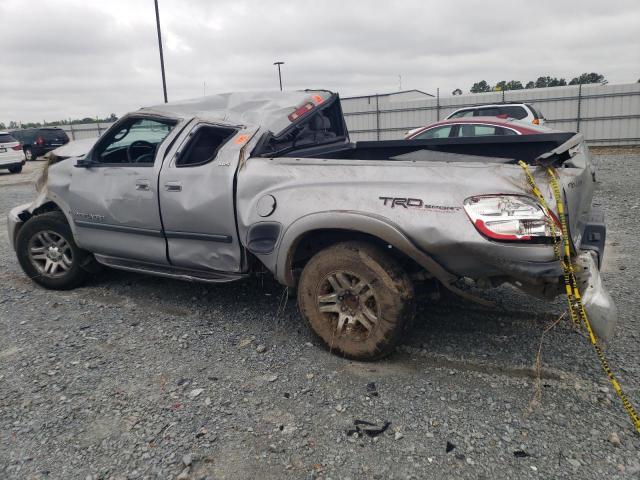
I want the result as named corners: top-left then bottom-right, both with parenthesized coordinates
top-left (0, 159), bottom-right (25, 169)
top-left (578, 205), bottom-right (606, 268)
top-left (575, 250), bottom-right (617, 341)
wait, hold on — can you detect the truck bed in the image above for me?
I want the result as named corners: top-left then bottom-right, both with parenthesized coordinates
top-left (283, 132), bottom-right (576, 164)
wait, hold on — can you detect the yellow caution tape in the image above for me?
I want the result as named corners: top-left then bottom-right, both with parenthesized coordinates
top-left (518, 160), bottom-right (640, 434)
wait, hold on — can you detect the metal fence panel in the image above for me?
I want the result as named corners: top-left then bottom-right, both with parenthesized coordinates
top-left (60, 122), bottom-right (115, 140)
top-left (342, 82), bottom-right (640, 146)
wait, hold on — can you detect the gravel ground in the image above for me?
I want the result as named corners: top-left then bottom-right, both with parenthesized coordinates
top-left (1, 156), bottom-right (639, 480)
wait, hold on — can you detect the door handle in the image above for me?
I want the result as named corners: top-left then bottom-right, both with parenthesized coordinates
top-left (164, 181), bottom-right (182, 192)
top-left (135, 179), bottom-right (151, 191)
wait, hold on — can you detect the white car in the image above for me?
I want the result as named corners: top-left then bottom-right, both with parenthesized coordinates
top-left (446, 103), bottom-right (545, 125)
top-left (0, 131), bottom-right (25, 174)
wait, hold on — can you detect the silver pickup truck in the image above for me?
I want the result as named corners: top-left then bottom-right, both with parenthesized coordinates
top-left (7, 90), bottom-right (616, 360)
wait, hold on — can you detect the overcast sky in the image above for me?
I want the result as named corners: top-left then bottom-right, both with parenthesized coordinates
top-left (1, 0), bottom-right (639, 125)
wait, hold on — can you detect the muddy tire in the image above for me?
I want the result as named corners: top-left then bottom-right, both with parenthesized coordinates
top-left (16, 211), bottom-right (89, 290)
top-left (298, 241), bottom-right (414, 360)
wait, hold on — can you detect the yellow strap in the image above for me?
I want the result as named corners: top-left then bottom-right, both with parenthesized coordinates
top-left (518, 161), bottom-right (640, 434)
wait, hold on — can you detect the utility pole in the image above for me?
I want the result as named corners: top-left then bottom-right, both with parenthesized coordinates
top-left (273, 61), bottom-right (284, 91)
top-left (154, 0), bottom-right (168, 103)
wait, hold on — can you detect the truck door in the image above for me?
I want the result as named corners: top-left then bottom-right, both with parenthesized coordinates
top-left (67, 116), bottom-right (180, 264)
top-left (158, 123), bottom-right (256, 272)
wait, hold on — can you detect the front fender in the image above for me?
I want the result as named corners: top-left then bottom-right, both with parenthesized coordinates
top-left (7, 203), bottom-right (31, 251)
top-left (274, 210), bottom-right (458, 287)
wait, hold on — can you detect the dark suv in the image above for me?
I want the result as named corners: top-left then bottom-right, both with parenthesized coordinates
top-left (10, 127), bottom-right (70, 161)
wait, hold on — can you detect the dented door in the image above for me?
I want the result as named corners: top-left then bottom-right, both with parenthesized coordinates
top-left (68, 164), bottom-right (168, 264)
top-left (67, 116), bottom-right (182, 264)
top-left (158, 123), bottom-right (258, 272)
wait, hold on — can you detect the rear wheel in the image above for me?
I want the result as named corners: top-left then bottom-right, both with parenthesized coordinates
top-left (24, 147), bottom-right (34, 161)
top-left (8, 165), bottom-right (22, 174)
top-left (297, 241), bottom-right (414, 360)
top-left (16, 211), bottom-right (89, 290)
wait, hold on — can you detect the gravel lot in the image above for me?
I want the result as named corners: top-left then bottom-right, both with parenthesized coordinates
top-left (1, 155), bottom-right (639, 479)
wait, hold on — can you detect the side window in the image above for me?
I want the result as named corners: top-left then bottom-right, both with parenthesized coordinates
top-left (501, 106), bottom-right (528, 119)
top-left (474, 125), bottom-right (499, 136)
top-left (95, 118), bottom-right (176, 165)
top-left (457, 124), bottom-right (501, 137)
top-left (176, 125), bottom-right (236, 167)
top-left (497, 127), bottom-right (518, 135)
top-left (476, 108), bottom-right (500, 117)
top-left (449, 110), bottom-right (473, 118)
top-left (414, 125), bottom-right (453, 139)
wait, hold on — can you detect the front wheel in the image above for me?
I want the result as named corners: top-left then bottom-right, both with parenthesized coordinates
top-left (16, 211), bottom-right (89, 290)
top-left (8, 164), bottom-right (23, 174)
top-left (297, 241), bottom-right (414, 360)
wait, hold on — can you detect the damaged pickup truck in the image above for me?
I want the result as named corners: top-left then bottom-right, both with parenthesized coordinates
top-left (7, 90), bottom-right (616, 359)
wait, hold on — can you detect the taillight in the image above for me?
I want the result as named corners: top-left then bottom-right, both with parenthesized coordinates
top-left (288, 102), bottom-right (315, 122)
top-left (11, 144), bottom-right (21, 151)
top-left (36, 136), bottom-right (45, 145)
top-left (532, 119), bottom-right (540, 125)
top-left (463, 195), bottom-right (557, 241)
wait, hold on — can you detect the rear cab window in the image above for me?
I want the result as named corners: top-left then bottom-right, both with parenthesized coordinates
top-left (176, 125), bottom-right (237, 167)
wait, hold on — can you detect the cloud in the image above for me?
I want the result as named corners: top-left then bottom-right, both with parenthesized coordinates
top-left (0, 0), bottom-right (638, 124)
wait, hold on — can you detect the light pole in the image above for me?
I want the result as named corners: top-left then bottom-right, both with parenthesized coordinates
top-left (154, 0), bottom-right (168, 103)
top-left (273, 61), bottom-right (284, 91)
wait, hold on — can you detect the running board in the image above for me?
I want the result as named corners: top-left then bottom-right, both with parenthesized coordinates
top-left (94, 254), bottom-right (246, 283)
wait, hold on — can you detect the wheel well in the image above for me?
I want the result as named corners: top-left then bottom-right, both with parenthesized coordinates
top-left (32, 201), bottom-right (62, 216)
top-left (17, 201), bottom-right (62, 224)
top-left (288, 229), bottom-right (424, 282)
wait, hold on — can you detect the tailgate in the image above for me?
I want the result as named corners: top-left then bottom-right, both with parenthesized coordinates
top-left (535, 134), bottom-right (596, 250)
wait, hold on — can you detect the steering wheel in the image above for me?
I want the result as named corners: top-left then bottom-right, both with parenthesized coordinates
top-left (127, 140), bottom-right (155, 163)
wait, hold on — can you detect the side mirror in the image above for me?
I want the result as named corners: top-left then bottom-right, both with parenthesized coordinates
top-left (75, 157), bottom-right (96, 168)
top-left (76, 155), bottom-right (97, 168)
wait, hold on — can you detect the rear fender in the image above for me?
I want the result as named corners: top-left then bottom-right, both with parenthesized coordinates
top-left (275, 211), bottom-right (457, 288)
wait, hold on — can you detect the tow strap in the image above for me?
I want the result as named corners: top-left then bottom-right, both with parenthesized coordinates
top-left (518, 160), bottom-right (640, 434)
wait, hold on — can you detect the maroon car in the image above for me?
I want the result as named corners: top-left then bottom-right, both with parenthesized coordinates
top-left (404, 116), bottom-right (553, 140)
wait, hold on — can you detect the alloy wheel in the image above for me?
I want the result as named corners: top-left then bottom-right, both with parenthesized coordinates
top-left (28, 230), bottom-right (73, 278)
top-left (316, 270), bottom-right (380, 338)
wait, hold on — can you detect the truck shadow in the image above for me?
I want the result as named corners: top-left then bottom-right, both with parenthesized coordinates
top-left (82, 267), bottom-right (579, 378)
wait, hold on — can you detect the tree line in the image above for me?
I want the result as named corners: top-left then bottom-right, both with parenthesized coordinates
top-left (451, 72), bottom-right (608, 95)
top-left (0, 113), bottom-right (118, 131)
